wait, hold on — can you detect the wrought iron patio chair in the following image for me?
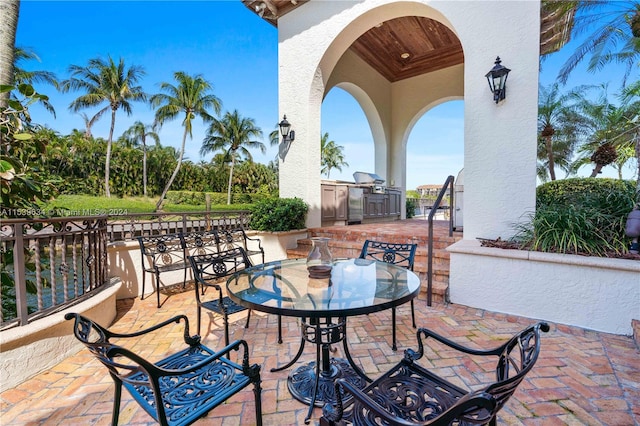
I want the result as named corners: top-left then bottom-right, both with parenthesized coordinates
top-left (321, 322), bottom-right (549, 426)
top-left (188, 247), bottom-right (256, 346)
top-left (65, 313), bottom-right (263, 426)
top-left (359, 239), bottom-right (418, 350)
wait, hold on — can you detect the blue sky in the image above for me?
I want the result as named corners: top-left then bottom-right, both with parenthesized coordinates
top-left (17, 1), bottom-right (637, 190)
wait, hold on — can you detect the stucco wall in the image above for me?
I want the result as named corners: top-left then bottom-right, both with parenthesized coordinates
top-left (448, 240), bottom-right (640, 335)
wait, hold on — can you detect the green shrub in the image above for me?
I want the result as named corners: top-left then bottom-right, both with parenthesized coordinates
top-left (514, 178), bottom-right (637, 255)
top-left (406, 198), bottom-right (418, 218)
top-left (249, 197), bottom-right (308, 232)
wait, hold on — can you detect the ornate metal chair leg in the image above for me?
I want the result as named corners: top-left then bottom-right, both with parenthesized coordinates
top-left (155, 273), bottom-right (161, 308)
top-left (411, 299), bottom-right (416, 328)
top-left (245, 309), bottom-right (251, 328)
top-left (111, 376), bottom-right (123, 426)
top-left (392, 307), bottom-right (398, 351)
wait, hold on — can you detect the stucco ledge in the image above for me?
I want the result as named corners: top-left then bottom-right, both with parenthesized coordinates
top-left (447, 239), bottom-right (640, 273)
top-left (0, 277), bottom-right (122, 392)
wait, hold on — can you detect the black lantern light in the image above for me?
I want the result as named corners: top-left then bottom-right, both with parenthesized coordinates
top-left (485, 57), bottom-right (511, 103)
top-left (278, 115), bottom-right (295, 143)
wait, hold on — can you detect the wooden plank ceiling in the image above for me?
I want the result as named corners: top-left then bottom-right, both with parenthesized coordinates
top-left (242, 0), bottom-right (573, 82)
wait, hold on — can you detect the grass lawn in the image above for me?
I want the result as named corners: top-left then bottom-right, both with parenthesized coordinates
top-left (40, 195), bottom-right (252, 216)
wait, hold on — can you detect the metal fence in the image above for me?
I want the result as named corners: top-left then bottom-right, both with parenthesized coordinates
top-left (0, 210), bottom-right (251, 329)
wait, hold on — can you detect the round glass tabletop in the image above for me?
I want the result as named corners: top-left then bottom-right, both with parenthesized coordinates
top-left (226, 258), bottom-right (420, 318)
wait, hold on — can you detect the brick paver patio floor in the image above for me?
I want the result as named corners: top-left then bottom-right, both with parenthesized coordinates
top-left (1, 283), bottom-right (638, 425)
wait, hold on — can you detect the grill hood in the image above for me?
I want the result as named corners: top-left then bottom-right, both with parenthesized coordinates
top-left (353, 172), bottom-right (385, 185)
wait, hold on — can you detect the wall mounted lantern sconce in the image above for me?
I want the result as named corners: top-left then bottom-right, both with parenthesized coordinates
top-left (278, 115), bottom-right (295, 143)
top-left (485, 56), bottom-right (511, 103)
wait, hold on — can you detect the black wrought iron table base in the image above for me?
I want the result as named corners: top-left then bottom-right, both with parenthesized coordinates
top-left (288, 358), bottom-right (366, 407)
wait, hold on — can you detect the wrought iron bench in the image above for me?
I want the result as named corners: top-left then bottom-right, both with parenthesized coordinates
top-left (215, 228), bottom-right (265, 264)
top-left (321, 322), bottom-right (549, 426)
top-left (138, 229), bottom-right (258, 308)
top-left (65, 312), bottom-right (263, 426)
top-left (138, 233), bottom-right (192, 308)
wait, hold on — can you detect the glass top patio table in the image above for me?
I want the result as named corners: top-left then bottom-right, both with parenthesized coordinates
top-left (226, 257), bottom-right (421, 319)
top-left (226, 257), bottom-right (421, 423)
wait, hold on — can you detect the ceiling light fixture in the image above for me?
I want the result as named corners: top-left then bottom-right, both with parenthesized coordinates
top-left (400, 52), bottom-right (410, 59)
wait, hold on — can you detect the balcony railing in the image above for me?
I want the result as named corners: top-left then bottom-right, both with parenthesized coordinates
top-left (1, 210), bottom-right (251, 329)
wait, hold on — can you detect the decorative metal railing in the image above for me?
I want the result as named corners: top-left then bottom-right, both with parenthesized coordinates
top-left (105, 210), bottom-right (251, 242)
top-left (0, 210), bottom-right (252, 329)
top-left (1, 216), bottom-right (108, 329)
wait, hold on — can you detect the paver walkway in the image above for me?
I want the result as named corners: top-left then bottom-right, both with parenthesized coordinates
top-left (1, 284), bottom-right (638, 425)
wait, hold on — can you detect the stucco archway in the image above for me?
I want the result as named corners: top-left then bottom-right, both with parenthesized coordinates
top-left (277, 0), bottom-right (539, 240)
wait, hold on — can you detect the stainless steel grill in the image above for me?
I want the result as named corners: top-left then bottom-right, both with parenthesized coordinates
top-left (353, 172), bottom-right (386, 194)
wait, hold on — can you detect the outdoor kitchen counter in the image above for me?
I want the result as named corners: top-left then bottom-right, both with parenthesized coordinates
top-left (321, 181), bottom-right (401, 226)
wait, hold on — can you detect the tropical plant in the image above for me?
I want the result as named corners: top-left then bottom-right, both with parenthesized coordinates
top-left (537, 83), bottom-right (584, 181)
top-left (320, 132), bottom-right (348, 178)
top-left (122, 121), bottom-right (160, 196)
top-left (569, 84), bottom-right (639, 178)
top-left (78, 111), bottom-right (104, 139)
top-left (61, 56), bottom-right (146, 197)
top-left (553, 1), bottom-right (640, 86)
top-left (12, 47), bottom-right (58, 116)
top-left (0, 83), bottom-right (55, 214)
top-left (200, 109), bottom-right (265, 205)
top-left (150, 72), bottom-right (221, 211)
top-left (513, 178), bottom-right (636, 256)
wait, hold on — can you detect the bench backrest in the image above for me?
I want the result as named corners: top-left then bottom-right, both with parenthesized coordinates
top-left (137, 233), bottom-right (186, 269)
top-left (188, 247), bottom-right (253, 284)
top-left (183, 230), bottom-right (219, 257)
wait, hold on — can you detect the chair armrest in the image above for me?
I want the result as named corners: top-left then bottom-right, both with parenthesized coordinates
top-left (409, 322), bottom-right (550, 361)
top-left (407, 327), bottom-right (505, 361)
top-left (323, 380), bottom-right (496, 426)
top-left (95, 314), bottom-right (200, 347)
top-left (109, 339), bottom-right (258, 379)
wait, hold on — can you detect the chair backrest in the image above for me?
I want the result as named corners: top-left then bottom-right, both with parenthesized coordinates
top-left (65, 313), bottom-right (142, 380)
top-left (188, 247), bottom-right (253, 284)
top-left (359, 240), bottom-right (417, 270)
top-left (137, 233), bottom-right (185, 268)
top-left (459, 322), bottom-right (549, 424)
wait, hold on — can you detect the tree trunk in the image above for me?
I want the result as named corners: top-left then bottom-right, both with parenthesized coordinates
top-left (590, 164), bottom-right (603, 177)
top-left (105, 108), bottom-right (116, 197)
top-left (545, 136), bottom-right (556, 181)
top-left (0, 0), bottom-right (20, 108)
top-left (142, 137), bottom-right (147, 197)
top-left (227, 153), bottom-right (235, 205)
top-left (155, 127), bottom-right (187, 212)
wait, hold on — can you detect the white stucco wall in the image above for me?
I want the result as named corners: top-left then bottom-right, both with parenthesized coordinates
top-left (449, 240), bottom-right (640, 335)
top-left (276, 0), bottom-right (540, 240)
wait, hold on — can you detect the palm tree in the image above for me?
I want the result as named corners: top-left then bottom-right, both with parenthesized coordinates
top-left (537, 83), bottom-right (584, 181)
top-left (554, 1), bottom-right (640, 86)
top-left (122, 121), bottom-right (160, 197)
top-left (0, 0), bottom-right (19, 108)
top-left (150, 72), bottom-right (221, 211)
top-left (13, 47), bottom-right (58, 116)
top-left (78, 111), bottom-right (104, 139)
top-left (61, 56), bottom-right (146, 197)
top-left (200, 109), bottom-right (265, 205)
top-left (571, 85), bottom-right (639, 177)
top-left (320, 132), bottom-right (348, 179)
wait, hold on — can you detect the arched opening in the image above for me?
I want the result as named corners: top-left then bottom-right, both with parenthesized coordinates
top-left (406, 100), bottom-right (464, 191)
top-left (321, 87), bottom-right (379, 182)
